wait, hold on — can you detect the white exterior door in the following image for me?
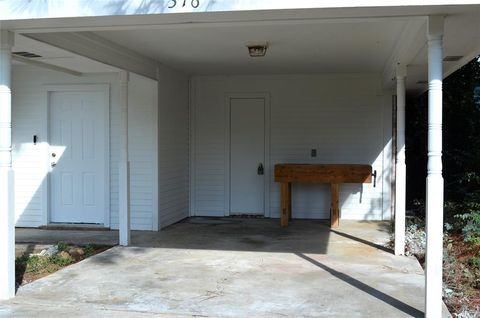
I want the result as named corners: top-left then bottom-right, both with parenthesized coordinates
top-left (230, 98), bottom-right (265, 215)
top-left (49, 89), bottom-right (107, 224)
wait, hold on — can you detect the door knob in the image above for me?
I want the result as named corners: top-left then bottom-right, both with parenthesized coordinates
top-left (257, 163), bottom-right (264, 175)
top-left (51, 162), bottom-right (57, 168)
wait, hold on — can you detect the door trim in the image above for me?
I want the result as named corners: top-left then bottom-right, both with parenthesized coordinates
top-left (224, 93), bottom-right (271, 217)
top-left (43, 84), bottom-right (110, 226)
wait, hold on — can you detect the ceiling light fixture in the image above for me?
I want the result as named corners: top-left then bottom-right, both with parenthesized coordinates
top-left (246, 42), bottom-right (268, 57)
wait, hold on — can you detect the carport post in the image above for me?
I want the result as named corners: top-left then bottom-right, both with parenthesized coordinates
top-left (119, 71), bottom-right (131, 246)
top-left (425, 16), bottom-right (444, 318)
top-left (395, 64), bottom-right (407, 256)
top-left (0, 29), bottom-right (15, 300)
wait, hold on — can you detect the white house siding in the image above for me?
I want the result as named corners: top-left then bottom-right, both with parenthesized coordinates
top-left (192, 74), bottom-right (392, 220)
top-left (158, 70), bottom-right (190, 228)
top-left (117, 73), bottom-right (158, 230)
top-left (12, 65), bottom-right (158, 230)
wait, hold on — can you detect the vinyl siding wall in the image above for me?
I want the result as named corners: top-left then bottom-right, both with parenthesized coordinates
top-left (12, 65), bottom-right (158, 230)
top-left (158, 70), bottom-right (190, 228)
top-left (191, 74), bottom-right (393, 220)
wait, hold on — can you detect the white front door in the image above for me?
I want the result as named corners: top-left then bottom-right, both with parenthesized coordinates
top-left (230, 98), bottom-right (265, 215)
top-left (49, 89), bottom-right (107, 224)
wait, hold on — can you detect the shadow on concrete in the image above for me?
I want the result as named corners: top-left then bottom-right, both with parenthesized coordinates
top-left (17, 217), bottom-right (393, 258)
top-left (16, 217), bottom-right (394, 271)
top-left (295, 253), bottom-right (423, 318)
top-left (131, 217), bottom-right (332, 254)
top-left (330, 229), bottom-right (393, 254)
top-left (88, 246), bottom-right (148, 265)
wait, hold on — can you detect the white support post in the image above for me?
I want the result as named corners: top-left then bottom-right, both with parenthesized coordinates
top-left (0, 29), bottom-right (15, 300)
top-left (425, 16), bottom-right (444, 318)
top-left (118, 71), bottom-right (131, 246)
top-left (395, 64), bottom-right (407, 256)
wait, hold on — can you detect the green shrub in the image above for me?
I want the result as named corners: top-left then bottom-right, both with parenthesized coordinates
top-left (56, 241), bottom-right (69, 252)
top-left (84, 244), bottom-right (96, 257)
top-left (468, 256), bottom-right (480, 267)
top-left (26, 255), bottom-right (42, 273)
top-left (455, 210), bottom-right (480, 245)
top-left (444, 201), bottom-right (466, 231)
top-left (49, 254), bottom-right (73, 267)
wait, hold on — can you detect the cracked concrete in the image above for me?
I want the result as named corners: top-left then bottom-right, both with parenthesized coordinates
top-left (3, 218), bottom-right (450, 317)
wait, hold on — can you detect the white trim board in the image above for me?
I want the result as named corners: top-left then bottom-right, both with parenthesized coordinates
top-left (1, 2), bottom-right (477, 22)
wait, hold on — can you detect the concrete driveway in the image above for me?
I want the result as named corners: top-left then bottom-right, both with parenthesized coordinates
top-left (1, 218), bottom-right (449, 317)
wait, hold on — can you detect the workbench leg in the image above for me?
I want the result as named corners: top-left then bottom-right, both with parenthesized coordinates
top-left (281, 182), bottom-right (289, 227)
top-left (288, 182), bottom-right (292, 220)
top-left (330, 183), bottom-right (340, 228)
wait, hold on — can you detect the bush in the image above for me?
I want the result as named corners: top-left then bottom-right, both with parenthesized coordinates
top-left (26, 255), bottom-right (42, 273)
top-left (56, 241), bottom-right (69, 252)
top-left (84, 244), bottom-right (96, 257)
top-left (455, 210), bottom-right (480, 245)
top-left (49, 254), bottom-right (73, 267)
top-left (404, 217), bottom-right (426, 258)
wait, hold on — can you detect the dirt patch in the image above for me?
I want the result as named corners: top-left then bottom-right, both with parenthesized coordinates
top-left (443, 234), bottom-right (480, 315)
top-left (15, 243), bottom-right (111, 288)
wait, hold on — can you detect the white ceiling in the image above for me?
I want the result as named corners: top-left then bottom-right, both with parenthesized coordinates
top-left (93, 20), bottom-right (408, 75)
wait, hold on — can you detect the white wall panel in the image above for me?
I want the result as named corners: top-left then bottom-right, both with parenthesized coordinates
top-left (158, 70), bottom-right (190, 228)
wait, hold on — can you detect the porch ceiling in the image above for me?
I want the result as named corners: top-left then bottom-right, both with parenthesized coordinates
top-left (91, 20), bottom-right (408, 76)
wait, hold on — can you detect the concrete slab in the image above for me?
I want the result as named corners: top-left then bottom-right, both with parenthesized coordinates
top-left (3, 218), bottom-right (450, 317)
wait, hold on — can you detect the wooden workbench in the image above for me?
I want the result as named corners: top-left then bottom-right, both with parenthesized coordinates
top-left (274, 164), bottom-right (373, 228)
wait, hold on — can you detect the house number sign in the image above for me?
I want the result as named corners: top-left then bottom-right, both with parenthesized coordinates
top-left (168, 0), bottom-right (200, 8)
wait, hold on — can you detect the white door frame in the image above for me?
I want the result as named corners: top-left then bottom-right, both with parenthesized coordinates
top-left (42, 84), bottom-right (110, 226)
top-left (224, 92), bottom-right (271, 217)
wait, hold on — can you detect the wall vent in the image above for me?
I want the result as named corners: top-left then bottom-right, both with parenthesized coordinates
top-left (443, 56), bottom-right (463, 62)
top-left (13, 51), bottom-right (42, 58)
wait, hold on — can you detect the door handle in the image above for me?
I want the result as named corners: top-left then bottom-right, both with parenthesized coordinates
top-left (257, 163), bottom-right (264, 175)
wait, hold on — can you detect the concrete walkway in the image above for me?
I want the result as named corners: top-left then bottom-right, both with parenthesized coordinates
top-left (2, 218), bottom-right (449, 317)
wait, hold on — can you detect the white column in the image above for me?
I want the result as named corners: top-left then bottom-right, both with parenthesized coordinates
top-left (425, 16), bottom-right (444, 318)
top-left (395, 64), bottom-right (407, 256)
top-left (0, 30), bottom-right (15, 300)
top-left (118, 71), bottom-right (131, 246)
